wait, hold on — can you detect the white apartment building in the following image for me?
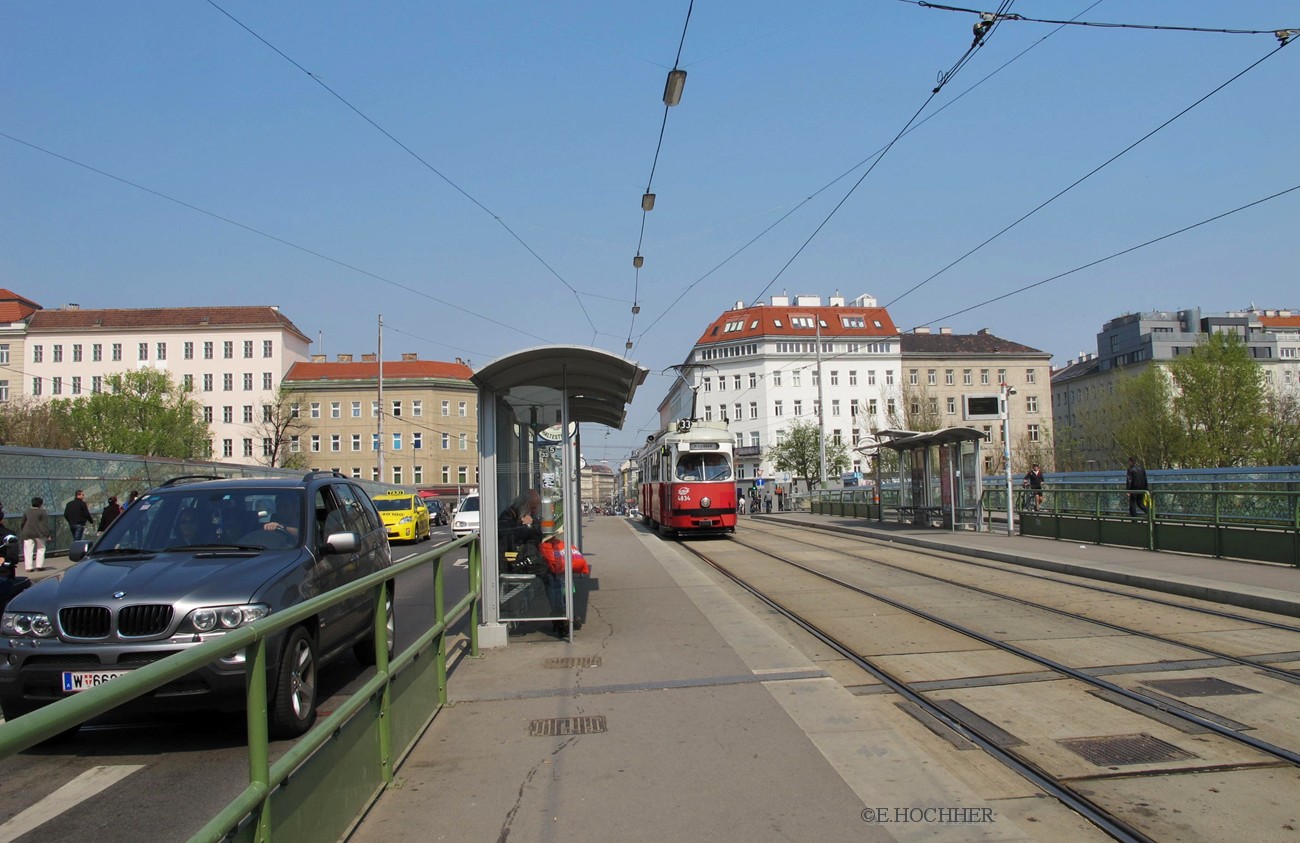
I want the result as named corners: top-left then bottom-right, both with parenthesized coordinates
top-left (24, 305), bottom-right (311, 464)
top-left (658, 293), bottom-right (903, 491)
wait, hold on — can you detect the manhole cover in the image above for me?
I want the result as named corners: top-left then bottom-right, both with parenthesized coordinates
top-left (529, 716), bottom-right (607, 737)
top-left (544, 656), bottom-right (602, 669)
top-left (1141, 677), bottom-right (1259, 697)
top-left (1058, 733), bottom-right (1198, 767)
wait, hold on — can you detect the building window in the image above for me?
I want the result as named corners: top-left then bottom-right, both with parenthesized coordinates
top-left (442, 465), bottom-right (450, 483)
top-left (392, 466), bottom-right (402, 485)
top-left (413, 465), bottom-right (423, 484)
top-left (980, 369), bottom-right (990, 385)
top-left (458, 465), bottom-right (469, 484)
top-left (1026, 395), bottom-right (1038, 413)
top-left (290, 403), bottom-right (300, 418)
top-left (733, 375), bottom-right (742, 390)
top-left (1026, 368), bottom-right (1036, 384)
top-left (331, 401), bottom-right (341, 419)
top-left (413, 432), bottom-right (422, 449)
top-left (372, 467), bottom-right (380, 482)
top-left (392, 400), bottom-right (402, 418)
top-left (52, 344), bottom-right (63, 363)
top-left (774, 400), bottom-right (783, 417)
top-left (811, 371), bottom-right (819, 388)
top-left (1027, 424), bottom-right (1040, 442)
top-left (793, 400), bottom-right (803, 416)
top-left (31, 377), bottom-right (41, 396)
top-left (157, 342), bottom-right (166, 360)
top-left (263, 372), bottom-right (273, 389)
top-left (310, 402), bottom-right (321, 418)
top-left (832, 399), bottom-right (841, 416)
top-left (331, 434), bottom-right (341, 452)
top-left (203, 406), bottom-right (213, 423)
top-left (203, 341), bottom-right (213, 360)
top-left (93, 376), bottom-right (103, 394)
top-left (734, 403), bottom-right (742, 421)
top-left (885, 370), bottom-right (894, 386)
top-left (749, 372), bottom-right (758, 388)
top-left (263, 340), bottom-right (273, 358)
top-left (242, 373), bottom-right (253, 390)
top-left (243, 438), bottom-right (254, 457)
top-left (350, 467), bottom-right (362, 479)
top-left (702, 376), bottom-right (711, 392)
top-left (223, 341), bottom-right (233, 359)
top-left (458, 401), bottom-right (467, 417)
top-left (310, 434), bottom-right (321, 452)
top-left (223, 406), bottom-right (234, 423)
top-left (92, 344), bottom-right (103, 362)
top-left (412, 399), bottom-right (422, 417)
top-left (352, 434), bottom-right (361, 451)
top-left (223, 439), bottom-right (233, 458)
top-left (868, 399), bottom-right (878, 416)
top-left (71, 377), bottom-right (82, 395)
top-left (750, 432), bottom-right (760, 447)
top-left (290, 435), bottom-right (300, 453)
top-left (51, 377), bottom-right (61, 395)
top-left (72, 344), bottom-right (82, 362)
top-left (963, 369), bottom-right (972, 385)
top-left (792, 371), bottom-right (801, 387)
top-left (441, 400), bottom-right (450, 416)
top-left (263, 438), bottom-right (273, 456)
top-left (704, 405), bottom-right (713, 421)
top-left (137, 342), bottom-right (147, 361)
top-left (830, 371), bottom-right (839, 386)
top-left (242, 405), bottom-right (253, 423)
top-left (223, 373), bottom-right (233, 391)
top-left (947, 397), bottom-right (956, 414)
top-left (244, 340), bottom-right (254, 359)
top-left (772, 372), bottom-right (782, 387)
top-left (263, 405), bottom-right (272, 422)
top-left (749, 401), bottom-right (758, 419)
top-left (441, 433), bottom-right (450, 449)
top-left (372, 401), bottom-right (380, 418)
top-left (352, 401), bottom-right (361, 418)
top-left (927, 369), bottom-right (937, 386)
top-left (184, 342), bottom-right (194, 360)
top-left (459, 433), bottom-right (468, 451)
top-left (372, 433), bottom-right (379, 451)
top-left (392, 433), bottom-right (402, 451)
top-left (908, 369), bottom-right (918, 386)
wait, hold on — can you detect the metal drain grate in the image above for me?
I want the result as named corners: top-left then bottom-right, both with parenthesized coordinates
top-left (529, 716), bottom-right (607, 737)
top-left (544, 656), bottom-right (602, 669)
top-left (1058, 733), bottom-right (1198, 767)
top-left (1141, 677), bottom-right (1259, 697)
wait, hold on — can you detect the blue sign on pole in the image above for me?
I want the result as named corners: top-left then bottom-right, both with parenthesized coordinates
top-left (755, 477), bottom-right (764, 486)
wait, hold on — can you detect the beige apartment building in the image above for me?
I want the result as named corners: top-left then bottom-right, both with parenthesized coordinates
top-left (899, 328), bottom-right (1054, 472)
top-left (281, 354), bottom-right (477, 489)
top-left (0, 290), bottom-right (42, 404)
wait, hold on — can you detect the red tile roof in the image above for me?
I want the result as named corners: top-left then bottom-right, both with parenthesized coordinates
top-left (1260, 314), bottom-right (1300, 331)
top-left (26, 306), bottom-right (310, 341)
top-left (284, 360), bottom-right (473, 382)
top-left (695, 303), bottom-right (898, 345)
top-left (0, 289), bottom-right (42, 322)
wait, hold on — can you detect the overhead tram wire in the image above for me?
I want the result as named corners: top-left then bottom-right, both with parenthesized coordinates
top-left (626, 0), bottom-right (696, 357)
top-left (900, 2), bottom-right (1298, 40)
top-left (746, 1), bottom-right (1017, 308)
top-left (915, 182), bottom-right (1300, 329)
top-left (883, 34), bottom-right (1296, 310)
top-left (204, 0), bottom-right (598, 336)
top-left (633, 1), bottom-right (1102, 345)
top-left (0, 132), bottom-right (552, 345)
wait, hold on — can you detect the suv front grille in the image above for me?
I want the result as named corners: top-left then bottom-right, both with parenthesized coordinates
top-left (60, 606), bottom-right (111, 639)
top-left (119, 605), bottom-right (174, 637)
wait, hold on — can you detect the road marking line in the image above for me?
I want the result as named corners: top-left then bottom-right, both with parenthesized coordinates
top-left (0, 764), bottom-right (145, 842)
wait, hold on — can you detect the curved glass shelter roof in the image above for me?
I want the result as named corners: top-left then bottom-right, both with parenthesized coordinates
top-left (471, 345), bottom-right (648, 429)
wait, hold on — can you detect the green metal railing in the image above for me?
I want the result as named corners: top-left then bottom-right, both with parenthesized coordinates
top-left (0, 534), bottom-right (482, 842)
top-left (1001, 486), bottom-right (1300, 566)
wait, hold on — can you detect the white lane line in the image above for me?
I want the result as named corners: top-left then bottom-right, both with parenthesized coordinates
top-left (0, 765), bottom-right (145, 842)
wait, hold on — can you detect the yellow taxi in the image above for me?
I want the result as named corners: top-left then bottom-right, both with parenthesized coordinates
top-left (371, 490), bottom-right (432, 543)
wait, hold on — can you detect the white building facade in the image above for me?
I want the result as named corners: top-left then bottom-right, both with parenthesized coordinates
top-left (658, 293), bottom-right (902, 493)
top-left (24, 305), bottom-right (312, 464)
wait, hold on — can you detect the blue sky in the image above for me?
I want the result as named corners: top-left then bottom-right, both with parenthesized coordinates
top-left (4, 1), bottom-right (1297, 465)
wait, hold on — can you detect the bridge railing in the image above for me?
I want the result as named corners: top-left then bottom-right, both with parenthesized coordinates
top-left (0, 533), bottom-right (482, 842)
top-left (994, 486), bottom-right (1300, 566)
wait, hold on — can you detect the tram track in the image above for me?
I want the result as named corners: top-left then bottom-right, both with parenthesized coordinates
top-left (676, 533), bottom-right (1300, 842)
top-left (738, 521), bottom-right (1300, 688)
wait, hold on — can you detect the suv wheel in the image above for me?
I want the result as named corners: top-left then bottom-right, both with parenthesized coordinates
top-left (270, 626), bottom-right (318, 739)
top-left (354, 586), bottom-right (396, 666)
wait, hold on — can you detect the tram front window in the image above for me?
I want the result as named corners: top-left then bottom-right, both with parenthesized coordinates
top-left (676, 454), bottom-right (732, 481)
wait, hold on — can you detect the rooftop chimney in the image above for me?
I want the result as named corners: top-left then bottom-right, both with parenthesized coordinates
top-left (912, 326), bottom-right (931, 334)
top-left (770, 295), bottom-right (790, 307)
top-left (939, 327), bottom-right (952, 335)
top-left (310, 354), bottom-right (326, 363)
top-left (401, 352), bottom-right (418, 361)
top-left (336, 354), bottom-right (353, 363)
top-left (734, 300), bottom-right (745, 310)
top-left (361, 353), bottom-right (378, 363)
top-left (977, 328), bottom-right (990, 336)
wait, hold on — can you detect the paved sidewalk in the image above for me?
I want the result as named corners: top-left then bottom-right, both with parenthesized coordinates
top-left (349, 516), bottom-right (1123, 843)
top-left (757, 511), bottom-right (1300, 618)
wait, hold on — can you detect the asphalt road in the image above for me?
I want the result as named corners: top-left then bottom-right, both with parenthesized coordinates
top-left (0, 526), bottom-right (472, 842)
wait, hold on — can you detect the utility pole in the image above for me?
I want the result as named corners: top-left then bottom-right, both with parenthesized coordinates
top-left (1000, 380), bottom-right (1016, 536)
top-left (816, 320), bottom-right (827, 489)
top-left (377, 314), bottom-right (384, 482)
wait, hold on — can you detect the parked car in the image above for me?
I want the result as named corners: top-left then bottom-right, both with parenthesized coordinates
top-left (372, 489), bottom-right (432, 543)
top-left (0, 471), bottom-right (393, 738)
top-left (451, 493), bottom-right (480, 538)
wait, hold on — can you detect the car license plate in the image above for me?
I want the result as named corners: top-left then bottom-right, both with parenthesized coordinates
top-left (62, 670), bottom-right (130, 693)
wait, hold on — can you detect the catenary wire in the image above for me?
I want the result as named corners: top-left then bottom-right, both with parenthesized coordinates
top-left (900, 1), bottom-right (1297, 38)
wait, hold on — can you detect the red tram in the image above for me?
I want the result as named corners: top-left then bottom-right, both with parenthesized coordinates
top-left (635, 419), bottom-right (737, 537)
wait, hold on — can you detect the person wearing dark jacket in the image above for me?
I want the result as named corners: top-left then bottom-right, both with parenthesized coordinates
top-left (99, 496), bottom-right (123, 532)
top-left (20, 497), bottom-right (51, 572)
top-left (1126, 456), bottom-right (1149, 516)
top-left (64, 490), bottom-right (93, 541)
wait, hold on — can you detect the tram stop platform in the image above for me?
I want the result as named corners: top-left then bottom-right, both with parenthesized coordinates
top-left (349, 511), bottom-right (1300, 843)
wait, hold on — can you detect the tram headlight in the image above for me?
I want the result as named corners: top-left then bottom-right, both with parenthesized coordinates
top-left (700, 496), bottom-right (711, 508)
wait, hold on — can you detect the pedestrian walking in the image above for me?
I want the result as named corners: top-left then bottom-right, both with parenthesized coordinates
top-left (64, 489), bottom-right (93, 541)
top-left (1022, 464), bottom-right (1045, 511)
top-left (123, 490), bottom-right (141, 511)
top-left (99, 495), bottom-right (123, 531)
top-left (1126, 456), bottom-right (1149, 517)
top-left (20, 497), bottom-right (51, 572)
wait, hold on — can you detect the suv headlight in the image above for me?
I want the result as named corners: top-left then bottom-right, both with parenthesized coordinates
top-left (1, 612), bottom-right (55, 638)
top-left (182, 604), bottom-right (270, 633)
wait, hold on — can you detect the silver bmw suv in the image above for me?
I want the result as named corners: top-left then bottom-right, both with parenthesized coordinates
top-left (0, 471), bottom-right (393, 738)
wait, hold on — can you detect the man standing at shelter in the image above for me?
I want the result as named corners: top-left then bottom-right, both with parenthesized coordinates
top-left (64, 490), bottom-right (93, 542)
top-left (1126, 457), bottom-right (1149, 517)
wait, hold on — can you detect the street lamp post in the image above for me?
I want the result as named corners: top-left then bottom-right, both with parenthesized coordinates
top-left (1001, 381), bottom-right (1016, 536)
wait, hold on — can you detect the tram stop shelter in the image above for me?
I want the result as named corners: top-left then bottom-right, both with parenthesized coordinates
top-left (472, 346), bottom-right (648, 647)
top-left (879, 427), bottom-right (987, 530)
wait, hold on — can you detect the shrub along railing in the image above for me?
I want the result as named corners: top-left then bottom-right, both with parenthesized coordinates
top-left (0, 534), bottom-right (481, 842)
top-left (1004, 486), bottom-right (1299, 566)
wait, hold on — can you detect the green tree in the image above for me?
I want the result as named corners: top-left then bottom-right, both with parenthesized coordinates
top-left (1168, 332), bottom-right (1267, 468)
top-left (59, 369), bottom-right (212, 459)
top-left (255, 387), bottom-right (312, 468)
top-left (1259, 389), bottom-right (1300, 466)
top-left (765, 419), bottom-right (851, 492)
top-left (1105, 366), bottom-right (1184, 469)
top-left (0, 397), bottom-right (79, 449)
